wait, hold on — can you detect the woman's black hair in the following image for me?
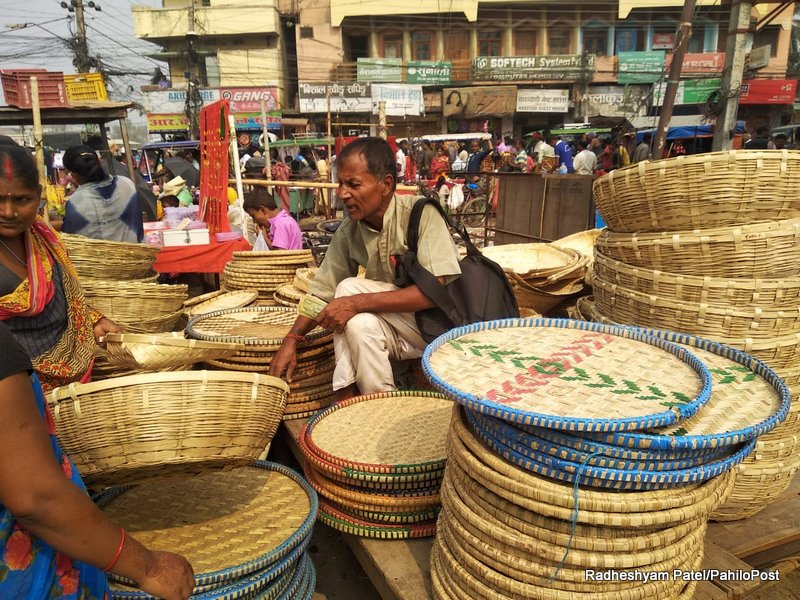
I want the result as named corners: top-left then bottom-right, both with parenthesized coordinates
top-left (337, 137), bottom-right (397, 191)
top-left (63, 144), bottom-right (106, 183)
top-left (0, 144), bottom-right (39, 190)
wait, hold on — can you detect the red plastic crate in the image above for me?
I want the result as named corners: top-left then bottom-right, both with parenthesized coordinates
top-left (1, 70), bottom-right (68, 108)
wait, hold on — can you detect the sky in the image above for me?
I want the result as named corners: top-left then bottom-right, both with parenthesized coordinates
top-left (0, 0), bottom-right (166, 115)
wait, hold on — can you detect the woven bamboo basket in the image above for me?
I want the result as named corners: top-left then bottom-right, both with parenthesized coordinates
top-left (593, 250), bottom-right (800, 307)
top-left (121, 309), bottom-right (185, 334)
top-left (81, 281), bottom-right (188, 322)
top-left (103, 332), bottom-right (242, 371)
top-left (551, 228), bottom-right (602, 259)
top-left (61, 233), bottom-right (159, 280)
top-left (593, 276), bottom-right (800, 339)
top-left (710, 454), bottom-right (800, 521)
top-left (183, 289), bottom-right (225, 309)
top-left (480, 244), bottom-right (581, 280)
top-left (595, 218), bottom-right (800, 279)
top-left (184, 290), bottom-right (258, 318)
top-left (47, 371), bottom-right (289, 486)
top-left (593, 150), bottom-right (800, 232)
top-left (293, 267), bottom-right (318, 293)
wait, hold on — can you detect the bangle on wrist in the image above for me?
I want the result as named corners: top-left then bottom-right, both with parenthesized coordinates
top-left (285, 333), bottom-right (306, 344)
top-left (103, 527), bottom-right (126, 573)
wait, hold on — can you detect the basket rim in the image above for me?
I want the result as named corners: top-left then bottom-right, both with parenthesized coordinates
top-left (48, 369), bottom-right (289, 400)
top-left (318, 498), bottom-right (437, 539)
top-left (103, 332), bottom-right (243, 351)
top-left (597, 216), bottom-right (800, 245)
top-left (422, 317), bottom-right (713, 433)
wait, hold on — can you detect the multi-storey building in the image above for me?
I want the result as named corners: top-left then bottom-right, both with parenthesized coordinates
top-left (132, 0), bottom-right (797, 139)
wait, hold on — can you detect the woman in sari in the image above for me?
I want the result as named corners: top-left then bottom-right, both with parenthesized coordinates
top-left (429, 145), bottom-right (450, 181)
top-left (0, 322), bottom-right (195, 599)
top-left (0, 144), bottom-right (121, 392)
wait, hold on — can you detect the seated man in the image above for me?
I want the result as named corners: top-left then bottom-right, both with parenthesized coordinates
top-left (243, 187), bottom-right (303, 250)
top-left (269, 137), bottom-right (461, 400)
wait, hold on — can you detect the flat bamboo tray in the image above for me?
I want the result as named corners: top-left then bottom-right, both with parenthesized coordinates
top-left (593, 250), bottom-right (800, 307)
top-left (480, 244), bottom-right (581, 279)
top-left (318, 499), bottom-right (437, 539)
top-left (184, 290), bottom-right (258, 318)
top-left (593, 150), bottom-right (800, 232)
top-left (48, 371), bottom-right (288, 486)
top-left (99, 462), bottom-right (316, 591)
top-left (293, 267), bottom-right (318, 293)
top-left (103, 332), bottom-right (242, 371)
top-left (423, 318), bottom-right (712, 432)
top-left (595, 218), bottom-right (800, 279)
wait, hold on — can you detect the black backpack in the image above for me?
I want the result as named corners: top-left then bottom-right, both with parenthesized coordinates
top-left (393, 196), bottom-right (520, 343)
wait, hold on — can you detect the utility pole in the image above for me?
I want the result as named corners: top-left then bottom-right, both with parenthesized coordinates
top-left (60, 0), bottom-right (101, 72)
top-left (653, 0), bottom-right (697, 160)
top-left (712, 0), bottom-right (753, 151)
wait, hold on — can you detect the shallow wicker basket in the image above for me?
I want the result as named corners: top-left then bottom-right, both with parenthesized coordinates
top-left (593, 251), bottom-right (800, 308)
top-left (61, 233), bottom-right (160, 280)
top-left (593, 150), bottom-right (800, 232)
top-left (481, 244), bottom-right (581, 280)
top-left (103, 332), bottom-right (242, 371)
top-left (47, 371), bottom-right (289, 487)
top-left (595, 218), bottom-right (800, 279)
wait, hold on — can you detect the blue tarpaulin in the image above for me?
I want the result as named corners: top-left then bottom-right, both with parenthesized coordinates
top-left (636, 121), bottom-right (746, 142)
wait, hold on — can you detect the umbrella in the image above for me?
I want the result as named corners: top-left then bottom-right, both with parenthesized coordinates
top-left (163, 156), bottom-right (200, 187)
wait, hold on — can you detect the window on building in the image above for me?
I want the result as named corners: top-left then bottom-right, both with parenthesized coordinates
top-left (687, 25), bottom-right (705, 53)
top-left (201, 0), bottom-right (210, 6)
top-left (754, 25), bottom-right (780, 58)
top-left (514, 30), bottom-right (537, 56)
top-left (582, 28), bottom-right (608, 56)
top-left (345, 35), bottom-right (369, 61)
top-left (479, 30), bottom-right (502, 56)
top-left (445, 30), bottom-right (470, 61)
top-left (300, 26), bottom-right (313, 39)
top-left (549, 29), bottom-right (571, 54)
top-left (615, 28), bottom-right (644, 53)
top-left (381, 32), bottom-right (403, 59)
top-left (411, 32), bottom-right (433, 61)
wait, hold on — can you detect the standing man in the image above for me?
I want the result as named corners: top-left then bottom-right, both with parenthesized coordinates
top-left (554, 136), bottom-right (574, 173)
top-left (395, 140), bottom-right (408, 182)
top-left (269, 137), bottom-right (461, 400)
top-left (466, 139), bottom-right (493, 177)
top-left (633, 133), bottom-right (652, 163)
top-left (537, 136), bottom-right (557, 173)
top-left (573, 140), bottom-right (598, 175)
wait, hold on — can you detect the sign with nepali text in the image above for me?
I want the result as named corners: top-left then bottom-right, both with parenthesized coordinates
top-left (473, 55), bottom-right (596, 82)
top-left (653, 79), bottom-right (721, 106)
top-left (582, 85), bottom-right (650, 117)
top-left (298, 81), bottom-right (372, 113)
top-left (406, 61), bottom-right (452, 85)
top-left (357, 58), bottom-right (402, 83)
top-left (618, 51), bottom-right (666, 84)
top-left (516, 89), bottom-right (569, 113)
top-left (146, 113), bottom-right (189, 133)
top-left (371, 84), bottom-right (424, 116)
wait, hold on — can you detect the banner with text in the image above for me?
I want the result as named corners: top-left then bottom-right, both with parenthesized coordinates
top-left (220, 87), bottom-right (278, 112)
top-left (406, 61), bottom-right (452, 85)
top-left (357, 58), bottom-right (402, 82)
top-left (443, 86), bottom-right (517, 118)
top-left (298, 82), bottom-right (372, 113)
top-left (473, 55), bottom-right (596, 82)
top-left (144, 89), bottom-right (219, 114)
top-left (371, 84), bottom-right (424, 116)
top-left (653, 79), bottom-right (720, 106)
top-left (665, 52), bottom-right (724, 75)
top-left (231, 112), bottom-right (281, 130)
top-left (146, 113), bottom-right (190, 134)
top-left (582, 85), bottom-right (650, 117)
top-left (739, 79), bottom-right (797, 105)
top-left (618, 51), bottom-right (666, 84)
top-left (516, 89), bottom-right (569, 113)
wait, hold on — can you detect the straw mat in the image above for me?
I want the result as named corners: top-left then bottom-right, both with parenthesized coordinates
top-left (284, 399), bottom-right (333, 415)
top-left (293, 267), bottom-right (318, 293)
top-left (283, 409), bottom-right (324, 421)
top-left (187, 306), bottom-right (329, 346)
top-left (318, 499), bottom-right (437, 539)
top-left (233, 249), bottom-right (313, 261)
top-left (593, 251), bottom-right (800, 308)
top-left (48, 371), bottom-right (288, 486)
top-left (423, 318), bottom-right (710, 432)
top-left (184, 290), bottom-right (258, 318)
top-left (183, 289), bottom-right (225, 308)
top-left (103, 332), bottom-right (242, 371)
top-left (302, 391), bottom-right (452, 473)
top-left (275, 283), bottom-right (305, 302)
top-left (593, 150), bottom-right (800, 232)
top-left (595, 218), bottom-right (800, 279)
top-left (101, 462), bottom-right (316, 587)
top-left (337, 504), bottom-right (440, 525)
top-left (304, 467), bottom-right (439, 510)
top-left (481, 244), bottom-right (580, 278)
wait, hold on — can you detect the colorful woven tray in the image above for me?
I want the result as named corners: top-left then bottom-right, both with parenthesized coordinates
top-left (318, 499), bottom-right (437, 539)
top-left (466, 409), bottom-right (755, 491)
top-left (423, 318), bottom-right (712, 433)
top-left (300, 391), bottom-right (452, 475)
top-left (99, 462), bottom-right (317, 591)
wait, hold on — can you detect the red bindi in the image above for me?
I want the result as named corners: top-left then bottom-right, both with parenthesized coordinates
top-left (2, 157), bottom-right (12, 182)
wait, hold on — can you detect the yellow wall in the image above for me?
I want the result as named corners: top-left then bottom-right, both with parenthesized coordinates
top-left (132, 3), bottom-right (280, 39)
top-left (331, 0), bottom-right (478, 26)
top-left (297, 0), bottom-right (345, 81)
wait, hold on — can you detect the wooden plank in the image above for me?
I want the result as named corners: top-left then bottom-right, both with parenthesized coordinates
top-left (696, 540), bottom-right (763, 599)
top-left (706, 474), bottom-right (800, 559)
top-left (693, 581), bottom-right (730, 600)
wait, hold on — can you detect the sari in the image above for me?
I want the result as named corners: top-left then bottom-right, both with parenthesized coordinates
top-left (0, 370), bottom-right (109, 600)
top-left (429, 156), bottom-right (450, 180)
top-left (0, 218), bottom-right (99, 392)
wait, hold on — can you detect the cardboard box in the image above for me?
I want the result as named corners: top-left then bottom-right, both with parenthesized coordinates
top-left (162, 228), bottom-right (210, 247)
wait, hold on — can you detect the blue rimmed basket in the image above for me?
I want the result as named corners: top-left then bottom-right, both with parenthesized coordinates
top-left (422, 318), bottom-right (712, 433)
top-left (100, 462), bottom-right (318, 597)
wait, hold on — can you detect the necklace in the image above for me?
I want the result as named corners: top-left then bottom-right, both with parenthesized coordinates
top-left (0, 238), bottom-right (26, 267)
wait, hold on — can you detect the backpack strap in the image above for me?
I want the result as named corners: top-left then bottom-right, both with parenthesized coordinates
top-left (408, 196), bottom-right (481, 257)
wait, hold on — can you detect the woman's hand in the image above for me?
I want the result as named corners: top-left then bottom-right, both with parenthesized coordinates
top-left (137, 550), bottom-right (195, 600)
top-left (93, 317), bottom-right (122, 343)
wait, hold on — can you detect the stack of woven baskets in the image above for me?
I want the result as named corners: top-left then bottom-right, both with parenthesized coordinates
top-left (61, 233), bottom-right (160, 282)
top-left (186, 306), bottom-right (335, 419)
top-left (274, 267), bottom-right (318, 308)
top-left (299, 391), bottom-right (452, 539)
top-left (591, 149), bottom-right (800, 520)
top-left (223, 250), bottom-right (315, 304)
top-left (81, 280), bottom-right (188, 334)
top-left (481, 235), bottom-right (595, 316)
top-left (422, 319), bottom-right (787, 599)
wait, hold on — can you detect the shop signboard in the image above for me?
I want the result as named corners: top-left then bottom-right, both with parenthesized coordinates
top-left (371, 84), bottom-right (424, 116)
top-left (146, 113), bottom-right (190, 134)
top-left (443, 85), bottom-right (517, 117)
top-left (617, 51), bottom-right (666, 84)
top-left (516, 88), bottom-right (569, 113)
top-left (144, 88), bottom-right (219, 114)
top-left (665, 52), bottom-right (724, 75)
top-left (406, 61), bottom-right (451, 85)
top-left (298, 81), bottom-right (372, 113)
top-left (652, 32), bottom-right (675, 50)
top-left (473, 55), bottom-right (595, 82)
top-left (220, 87), bottom-right (278, 112)
top-left (582, 85), bottom-right (649, 117)
top-left (231, 112), bottom-right (281, 130)
top-left (357, 58), bottom-right (402, 82)
top-left (653, 78), bottom-right (720, 106)
top-left (739, 79), bottom-right (797, 105)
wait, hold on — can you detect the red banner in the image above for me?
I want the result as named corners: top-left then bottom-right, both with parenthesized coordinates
top-left (665, 52), bottom-right (724, 75)
top-left (739, 79), bottom-right (797, 105)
